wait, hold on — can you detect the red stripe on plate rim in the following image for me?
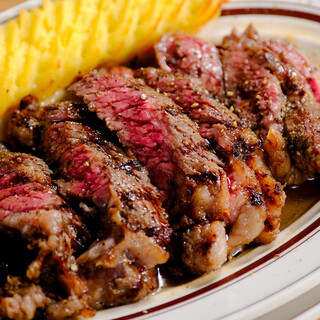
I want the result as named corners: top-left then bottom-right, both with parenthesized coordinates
top-left (221, 7), bottom-right (320, 22)
top-left (111, 6), bottom-right (320, 320)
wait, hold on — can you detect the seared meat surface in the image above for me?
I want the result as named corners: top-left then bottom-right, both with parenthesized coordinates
top-left (69, 74), bottom-right (231, 273)
top-left (0, 144), bottom-right (91, 320)
top-left (44, 102), bottom-right (171, 308)
top-left (246, 29), bottom-right (320, 179)
top-left (8, 100), bottom-right (171, 309)
top-left (152, 32), bottom-right (287, 243)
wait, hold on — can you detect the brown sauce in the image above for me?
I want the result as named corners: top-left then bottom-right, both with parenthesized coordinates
top-left (281, 180), bottom-right (320, 230)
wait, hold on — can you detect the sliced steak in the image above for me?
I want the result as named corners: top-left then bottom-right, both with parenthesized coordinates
top-left (46, 121), bottom-right (169, 308)
top-left (219, 28), bottom-right (295, 183)
top-left (200, 125), bottom-right (285, 245)
top-left (8, 95), bottom-right (42, 152)
top-left (10, 100), bottom-right (172, 308)
top-left (266, 38), bottom-right (320, 103)
top-left (220, 29), bottom-right (285, 137)
top-left (262, 125), bottom-right (309, 184)
top-left (134, 67), bottom-right (238, 126)
top-left (220, 26), bottom-right (320, 184)
top-left (242, 26), bottom-right (320, 180)
top-left (69, 74), bottom-right (230, 274)
top-left (135, 67), bottom-right (285, 247)
top-left (0, 144), bottom-right (91, 320)
top-left (155, 32), bottom-right (223, 96)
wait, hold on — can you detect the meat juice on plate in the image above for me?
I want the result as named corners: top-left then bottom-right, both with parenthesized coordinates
top-left (281, 180), bottom-right (320, 230)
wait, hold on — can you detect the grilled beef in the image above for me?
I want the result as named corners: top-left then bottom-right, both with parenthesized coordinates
top-left (155, 32), bottom-right (223, 96)
top-left (0, 278), bottom-right (48, 320)
top-left (134, 67), bottom-right (237, 126)
top-left (220, 26), bottom-right (320, 184)
top-left (0, 144), bottom-right (91, 320)
top-left (266, 38), bottom-right (320, 103)
top-left (135, 67), bottom-right (286, 246)
top-left (69, 74), bottom-right (231, 273)
top-left (220, 29), bottom-right (285, 137)
top-left (9, 95), bottom-right (42, 152)
top-left (9, 99), bottom-right (171, 308)
top-left (220, 27), bottom-right (292, 182)
top-left (245, 28), bottom-right (320, 178)
top-left (44, 103), bottom-right (171, 308)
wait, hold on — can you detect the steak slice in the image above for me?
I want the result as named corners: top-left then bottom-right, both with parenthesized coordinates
top-left (242, 26), bottom-right (320, 180)
top-left (266, 38), bottom-right (320, 103)
top-left (0, 144), bottom-right (91, 320)
top-left (219, 28), bottom-right (295, 183)
top-left (220, 29), bottom-right (285, 137)
top-left (44, 121), bottom-right (170, 309)
top-left (219, 26), bottom-right (320, 184)
top-left (40, 102), bottom-right (170, 308)
top-left (135, 67), bottom-right (286, 247)
top-left (155, 32), bottom-right (223, 96)
top-left (153, 30), bottom-right (292, 185)
top-left (69, 74), bottom-right (230, 274)
top-left (134, 67), bottom-right (238, 126)
top-left (9, 95), bottom-right (42, 152)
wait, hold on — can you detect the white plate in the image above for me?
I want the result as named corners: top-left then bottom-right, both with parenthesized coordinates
top-left (2, 1), bottom-right (320, 319)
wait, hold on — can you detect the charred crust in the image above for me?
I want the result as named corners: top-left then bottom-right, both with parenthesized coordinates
top-left (118, 160), bottom-right (143, 174)
top-left (232, 148), bottom-right (240, 158)
top-left (165, 106), bottom-right (179, 116)
top-left (274, 182), bottom-right (282, 195)
top-left (167, 180), bottom-right (175, 186)
top-left (249, 189), bottom-right (264, 206)
top-left (19, 95), bottom-right (39, 111)
top-left (189, 172), bottom-right (217, 183)
top-left (125, 160), bottom-right (142, 168)
top-left (264, 215), bottom-right (280, 231)
top-left (118, 164), bottom-right (133, 174)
